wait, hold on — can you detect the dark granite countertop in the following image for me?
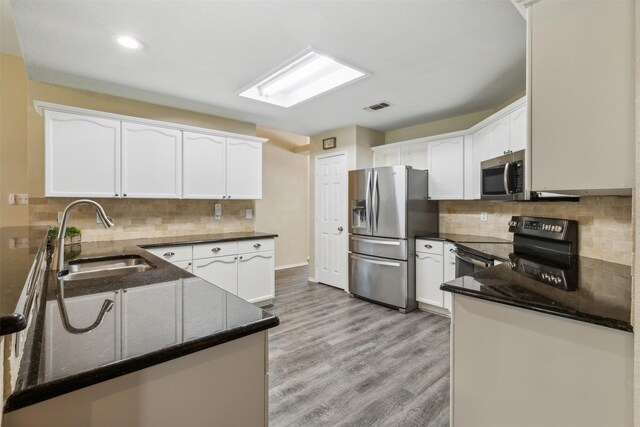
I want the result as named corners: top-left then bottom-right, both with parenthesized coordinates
top-left (441, 256), bottom-right (632, 332)
top-left (3, 231), bottom-right (280, 413)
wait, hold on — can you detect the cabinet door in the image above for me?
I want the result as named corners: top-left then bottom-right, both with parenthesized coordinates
top-left (122, 281), bottom-right (182, 358)
top-left (374, 149), bottom-right (401, 167)
top-left (416, 253), bottom-right (444, 307)
top-left (44, 292), bottom-right (120, 381)
top-left (443, 243), bottom-right (456, 311)
top-left (183, 132), bottom-right (225, 199)
top-left (428, 137), bottom-right (464, 200)
top-left (121, 122), bottom-right (182, 198)
top-left (237, 251), bottom-right (274, 303)
top-left (182, 277), bottom-right (225, 340)
top-left (45, 110), bottom-right (121, 198)
top-left (192, 255), bottom-right (238, 294)
top-left (226, 138), bottom-right (262, 199)
top-left (509, 105), bottom-right (527, 153)
top-left (487, 116), bottom-right (510, 159)
top-left (400, 144), bottom-right (429, 170)
top-left (472, 127), bottom-right (491, 200)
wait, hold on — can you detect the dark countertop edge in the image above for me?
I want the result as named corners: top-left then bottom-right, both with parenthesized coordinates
top-left (441, 284), bottom-right (633, 333)
top-left (0, 313), bottom-right (27, 335)
top-left (4, 314), bottom-right (279, 413)
top-left (414, 234), bottom-right (511, 244)
top-left (138, 233), bottom-right (279, 248)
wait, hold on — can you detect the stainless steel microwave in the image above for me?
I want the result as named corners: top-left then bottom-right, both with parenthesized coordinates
top-left (481, 150), bottom-right (525, 200)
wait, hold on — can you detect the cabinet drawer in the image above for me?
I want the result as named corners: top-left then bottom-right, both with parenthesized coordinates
top-left (416, 239), bottom-right (443, 255)
top-left (193, 241), bottom-right (238, 259)
top-left (145, 245), bottom-right (192, 262)
top-left (237, 238), bottom-right (274, 254)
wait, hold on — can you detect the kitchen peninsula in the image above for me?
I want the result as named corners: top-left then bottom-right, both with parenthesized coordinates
top-left (2, 228), bottom-right (279, 427)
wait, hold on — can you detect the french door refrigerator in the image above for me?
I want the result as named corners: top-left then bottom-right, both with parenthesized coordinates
top-left (348, 165), bottom-right (438, 313)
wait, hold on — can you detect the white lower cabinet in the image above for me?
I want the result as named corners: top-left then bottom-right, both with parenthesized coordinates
top-left (145, 238), bottom-right (275, 306)
top-left (238, 252), bottom-right (275, 303)
top-left (416, 239), bottom-right (450, 314)
top-left (122, 280), bottom-right (183, 358)
top-left (193, 255), bottom-right (239, 295)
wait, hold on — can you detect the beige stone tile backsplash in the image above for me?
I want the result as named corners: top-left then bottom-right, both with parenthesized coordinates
top-left (440, 196), bottom-right (633, 266)
top-left (29, 198), bottom-right (255, 242)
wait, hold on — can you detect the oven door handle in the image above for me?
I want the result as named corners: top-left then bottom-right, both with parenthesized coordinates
top-left (503, 162), bottom-right (511, 195)
top-left (453, 250), bottom-right (490, 269)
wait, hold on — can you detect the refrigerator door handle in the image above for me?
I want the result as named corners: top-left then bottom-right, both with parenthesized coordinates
top-left (373, 170), bottom-right (379, 233)
top-left (365, 170), bottom-right (372, 233)
top-left (350, 254), bottom-right (401, 268)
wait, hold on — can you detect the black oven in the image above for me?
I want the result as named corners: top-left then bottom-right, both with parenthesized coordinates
top-left (453, 247), bottom-right (494, 278)
top-left (481, 149), bottom-right (525, 200)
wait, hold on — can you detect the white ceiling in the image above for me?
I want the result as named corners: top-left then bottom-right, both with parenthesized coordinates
top-left (9, 0), bottom-right (525, 136)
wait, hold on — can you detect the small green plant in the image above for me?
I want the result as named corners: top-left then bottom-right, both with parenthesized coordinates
top-left (48, 226), bottom-right (82, 238)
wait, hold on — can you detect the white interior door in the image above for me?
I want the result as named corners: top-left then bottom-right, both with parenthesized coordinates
top-left (315, 152), bottom-right (348, 290)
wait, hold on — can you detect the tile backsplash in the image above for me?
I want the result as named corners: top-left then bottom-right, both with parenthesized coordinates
top-left (29, 198), bottom-right (255, 241)
top-left (439, 196), bottom-right (632, 266)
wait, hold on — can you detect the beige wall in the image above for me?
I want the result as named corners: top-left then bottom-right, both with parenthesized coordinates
top-left (308, 125), bottom-right (383, 279)
top-left (255, 127), bottom-right (309, 269)
top-left (634, 3), bottom-right (639, 425)
top-left (384, 91), bottom-right (526, 144)
top-left (0, 53), bottom-right (29, 226)
top-left (440, 196), bottom-right (632, 266)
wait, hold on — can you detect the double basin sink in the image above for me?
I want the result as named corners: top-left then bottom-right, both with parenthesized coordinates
top-left (58, 254), bottom-right (156, 282)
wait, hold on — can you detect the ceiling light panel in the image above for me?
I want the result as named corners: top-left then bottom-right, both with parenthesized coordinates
top-left (240, 50), bottom-right (367, 108)
top-left (116, 35), bottom-right (143, 50)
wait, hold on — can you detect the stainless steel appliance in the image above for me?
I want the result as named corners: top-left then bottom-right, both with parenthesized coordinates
top-left (348, 165), bottom-right (438, 313)
top-left (507, 216), bottom-right (578, 290)
top-left (480, 149), bottom-right (525, 200)
top-left (453, 247), bottom-right (495, 278)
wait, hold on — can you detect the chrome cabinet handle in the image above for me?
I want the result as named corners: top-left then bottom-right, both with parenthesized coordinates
top-left (240, 254), bottom-right (273, 262)
top-left (163, 252), bottom-right (175, 257)
top-left (211, 247), bottom-right (221, 252)
top-left (424, 244), bottom-right (433, 249)
top-left (253, 243), bottom-right (262, 248)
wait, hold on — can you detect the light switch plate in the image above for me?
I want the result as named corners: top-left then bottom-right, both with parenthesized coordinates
top-left (480, 212), bottom-right (488, 222)
top-left (214, 203), bottom-right (222, 220)
top-left (245, 208), bottom-right (253, 219)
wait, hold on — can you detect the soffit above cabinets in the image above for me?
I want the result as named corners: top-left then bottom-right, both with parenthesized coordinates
top-left (11, 1), bottom-right (525, 136)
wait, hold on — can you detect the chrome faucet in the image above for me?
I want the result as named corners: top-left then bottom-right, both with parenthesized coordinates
top-left (57, 199), bottom-right (114, 273)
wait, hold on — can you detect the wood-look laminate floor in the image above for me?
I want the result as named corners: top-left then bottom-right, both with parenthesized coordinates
top-left (268, 266), bottom-right (450, 427)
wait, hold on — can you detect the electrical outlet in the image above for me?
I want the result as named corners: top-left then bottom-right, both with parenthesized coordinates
top-left (15, 194), bottom-right (29, 205)
top-left (245, 208), bottom-right (253, 219)
top-left (8, 194), bottom-right (15, 205)
top-left (480, 212), bottom-right (488, 222)
top-left (16, 238), bottom-right (28, 248)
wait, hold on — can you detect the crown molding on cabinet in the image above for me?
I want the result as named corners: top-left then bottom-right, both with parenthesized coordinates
top-left (33, 101), bottom-right (269, 144)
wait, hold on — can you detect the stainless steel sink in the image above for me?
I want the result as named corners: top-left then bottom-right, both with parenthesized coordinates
top-left (59, 255), bottom-right (156, 282)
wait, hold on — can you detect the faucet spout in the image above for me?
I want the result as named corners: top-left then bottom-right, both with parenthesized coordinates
top-left (57, 199), bottom-right (114, 273)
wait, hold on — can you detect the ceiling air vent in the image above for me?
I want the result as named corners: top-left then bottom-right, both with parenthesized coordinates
top-left (364, 102), bottom-right (390, 112)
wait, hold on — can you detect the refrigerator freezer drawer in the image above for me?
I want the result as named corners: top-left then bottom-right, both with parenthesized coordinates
top-left (348, 252), bottom-right (408, 309)
top-left (349, 235), bottom-right (407, 260)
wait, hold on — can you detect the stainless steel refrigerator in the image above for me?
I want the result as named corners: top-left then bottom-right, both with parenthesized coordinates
top-left (348, 165), bottom-right (438, 313)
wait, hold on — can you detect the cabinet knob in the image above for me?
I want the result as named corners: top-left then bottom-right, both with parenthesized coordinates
top-left (163, 252), bottom-right (175, 257)
top-left (123, 193), bottom-right (127, 197)
top-left (212, 247), bottom-right (221, 252)
top-left (425, 244), bottom-right (433, 249)
top-left (228, 196), bottom-right (231, 199)
top-left (253, 243), bottom-right (262, 248)
top-left (115, 193), bottom-right (119, 197)
top-left (239, 256), bottom-right (243, 260)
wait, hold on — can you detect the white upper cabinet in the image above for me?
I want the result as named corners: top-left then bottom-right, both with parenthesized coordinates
top-left (182, 132), bottom-right (226, 199)
top-left (45, 110), bottom-right (121, 198)
top-left (121, 123), bottom-right (182, 198)
top-left (400, 145), bottom-right (430, 170)
top-left (529, 0), bottom-right (634, 194)
top-left (487, 115), bottom-right (511, 159)
top-left (39, 103), bottom-right (267, 200)
top-left (471, 127), bottom-right (491, 200)
top-left (509, 105), bottom-right (527, 153)
top-left (226, 138), bottom-right (262, 199)
top-left (428, 137), bottom-right (464, 200)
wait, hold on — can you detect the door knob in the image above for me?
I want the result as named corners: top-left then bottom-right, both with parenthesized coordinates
top-left (338, 226), bottom-right (344, 232)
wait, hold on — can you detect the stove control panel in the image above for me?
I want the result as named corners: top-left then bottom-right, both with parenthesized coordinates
top-left (508, 216), bottom-right (576, 239)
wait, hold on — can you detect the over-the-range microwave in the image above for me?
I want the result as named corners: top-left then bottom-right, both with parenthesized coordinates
top-left (481, 150), bottom-right (526, 200)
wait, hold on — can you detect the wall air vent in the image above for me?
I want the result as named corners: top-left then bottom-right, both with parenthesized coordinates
top-left (363, 102), bottom-right (390, 112)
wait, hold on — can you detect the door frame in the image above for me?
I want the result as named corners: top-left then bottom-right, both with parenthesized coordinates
top-left (313, 149), bottom-right (348, 290)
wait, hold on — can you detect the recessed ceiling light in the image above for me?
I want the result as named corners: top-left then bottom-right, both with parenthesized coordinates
top-left (116, 35), bottom-right (143, 50)
top-left (239, 49), bottom-right (368, 108)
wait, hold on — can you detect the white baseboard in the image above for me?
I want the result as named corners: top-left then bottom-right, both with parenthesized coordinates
top-left (308, 277), bottom-right (318, 283)
top-left (275, 262), bottom-right (309, 271)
